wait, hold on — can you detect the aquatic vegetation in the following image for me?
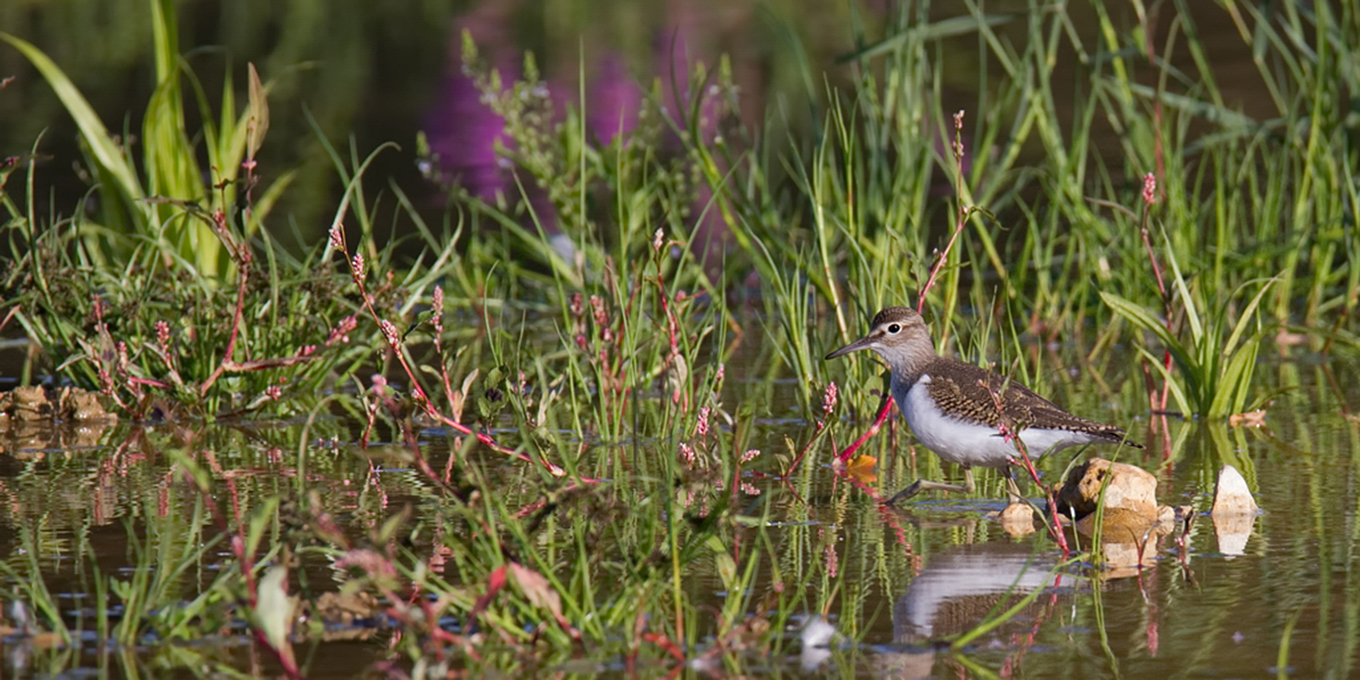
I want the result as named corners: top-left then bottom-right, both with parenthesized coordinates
top-left (0, 0), bottom-right (1358, 678)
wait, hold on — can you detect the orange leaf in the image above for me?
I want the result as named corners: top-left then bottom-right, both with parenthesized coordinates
top-left (847, 454), bottom-right (877, 471)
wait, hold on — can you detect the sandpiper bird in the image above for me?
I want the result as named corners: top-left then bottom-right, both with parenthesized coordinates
top-left (826, 306), bottom-right (1141, 501)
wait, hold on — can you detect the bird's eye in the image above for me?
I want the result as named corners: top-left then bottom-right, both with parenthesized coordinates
top-left (887, 323), bottom-right (901, 333)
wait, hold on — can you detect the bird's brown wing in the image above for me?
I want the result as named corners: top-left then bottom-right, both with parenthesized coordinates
top-left (926, 358), bottom-right (1135, 444)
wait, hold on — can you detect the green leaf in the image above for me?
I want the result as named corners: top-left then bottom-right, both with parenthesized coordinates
top-left (1223, 277), bottom-right (1277, 356)
top-left (1209, 332), bottom-right (1263, 417)
top-left (1136, 346), bottom-right (1191, 415)
top-left (1160, 234), bottom-right (1204, 343)
top-left (0, 33), bottom-right (144, 199)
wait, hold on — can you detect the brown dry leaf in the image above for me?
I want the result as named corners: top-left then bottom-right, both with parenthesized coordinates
top-left (245, 63), bottom-right (270, 160)
top-left (508, 562), bottom-right (562, 618)
top-left (1228, 410), bottom-right (1267, 427)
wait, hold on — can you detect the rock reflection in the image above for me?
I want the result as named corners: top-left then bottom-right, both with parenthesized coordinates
top-left (1210, 464), bottom-right (1259, 557)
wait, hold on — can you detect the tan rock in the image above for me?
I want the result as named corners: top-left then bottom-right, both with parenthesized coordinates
top-left (1212, 465), bottom-right (1258, 556)
top-left (1096, 534), bottom-right (1161, 579)
top-left (12, 386), bottom-right (51, 421)
top-left (1074, 506), bottom-right (1150, 539)
top-left (1055, 458), bottom-right (1159, 521)
top-left (63, 389), bottom-right (118, 423)
top-left (998, 501), bottom-right (1037, 537)
top-left (1211, 465), bottom-right (1258, 516)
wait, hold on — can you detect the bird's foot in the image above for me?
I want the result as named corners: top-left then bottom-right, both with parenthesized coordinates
top-left (886, 480), bottom-right (925, 506)
top-left (885, 478), bottom-right (973, 506)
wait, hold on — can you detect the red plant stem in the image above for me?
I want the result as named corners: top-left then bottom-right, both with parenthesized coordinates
top-left (1138, 174), bottom-right (1173, 412)
top-left (201, 210), bottom-right (255, 397)
top-left (1009, 439), bottom-right (1071, 557)
top-left (329, 225), bottom-right (576, 479)
top-left (980, 381), bottom-right (1071, 556)
top-left (788, 420), bottom-right (828, 473)
top-left (651, 243), bottom-right (687, 411)
top-left (917, 110), bottom-right (971, 316)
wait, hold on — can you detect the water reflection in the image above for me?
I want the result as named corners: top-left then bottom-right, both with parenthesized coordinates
top-left (863, 541), bottom-right (1076, 679)
top-left (896, 542), bottom-right (1070, 637)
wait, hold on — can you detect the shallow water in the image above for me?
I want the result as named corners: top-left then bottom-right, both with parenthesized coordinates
top-left (0, 349), bottom-right (1356, 679)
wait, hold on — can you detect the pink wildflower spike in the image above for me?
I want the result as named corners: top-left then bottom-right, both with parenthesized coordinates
top-left (370, 374), bottom-right (389, 398)
top-left (822, 382), bottom-right (838, 416)
top-left (431, 286), bottom-right (445, 333)
top-left (679, 442), bottom-right (697, 465)
top-left (265, 385), bottom-right (283, 400)
top-left (695, 407), bottom-right (711, 437)
top-left (379, 319), bottom-right (401, 349)
top-left (741, 482), bottom-right (761, 496)
top-left (329, 223), bottom-right (345, 250)
top-left (952, 111), bottom-right (966, 158)
top-left (741, 449), bottom-right (761, 463)
top-left (327, 315), bottom-right (358, 345)
top-left (652, 228), bottom-right (665, 252)
top-left (1143, 173), bottom-right (1157, 206)
top-left (351, 253), bottom-right (366, 284)
top-left (590, 295), bottom-right (607, 327)
top-left (155, 320), bottom-right (171, 353)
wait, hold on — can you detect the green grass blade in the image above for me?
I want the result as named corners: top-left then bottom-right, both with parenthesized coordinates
top-left (0, 33), bottom-right (144, 199)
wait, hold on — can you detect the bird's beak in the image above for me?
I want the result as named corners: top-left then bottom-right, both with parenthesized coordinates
top-left (825, 336), bottom-right (873, 360)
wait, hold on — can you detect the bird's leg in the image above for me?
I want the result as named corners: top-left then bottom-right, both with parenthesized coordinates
top-left (1003, 467), bottom-right (1025, 503)
top-left (885, 467), bottom-right (975, 506)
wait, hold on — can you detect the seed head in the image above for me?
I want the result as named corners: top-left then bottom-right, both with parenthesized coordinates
top-left (695, 407), bottom-right (710, 437)
top-left (327, 315), bottom-right (358, 346)
top-left (155, 320), bottom-right (171, 353)
top-left (351, 253), bottom-right (366, 284)
top-left (379, 319), bottom-right (401, 349)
